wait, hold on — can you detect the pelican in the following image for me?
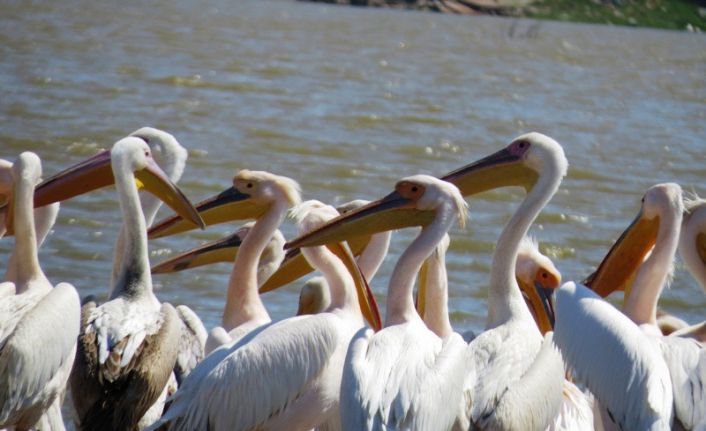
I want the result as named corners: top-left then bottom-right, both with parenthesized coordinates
top-left (287, 133), bottom-right (568, 430)
top-left (670, 195), bottom-right (706, 342)
top-left (46, 136), bottom-right (205, 431)
top-left (579, 183), bottom-right (705, 429)
top-left (151, 200), bottom-right (381, 430)
top-left (110, 127), bottom-right (189, 290)
top-left (555, 183), bottom-right (697, 429)
top-left (152, 170), bottom-right (301, 355)
top-left (0, 152), bottom-right (81, 430)
top-left (332, 175), bottom-right (470, 430)
top-left (1, 158), bottom-right (60, 289)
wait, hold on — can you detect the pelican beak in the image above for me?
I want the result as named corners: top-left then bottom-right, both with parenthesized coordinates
top-left (148, 185), bottom-right (266, 239)
top-left (518, 277), bottom-right (556, 334)
top-left (33, 150), bottom-right (114, 209)
top-left (286, 144), bottom-right (536, 249)
top-left (415, 258), bottom-right (431, 319)
top-left (287, 190), bottom-right (424, 249)
top-left (441, 145), bottom-right (539, 197)
top-left (583, 211), bottom-right (659, 298)
top-left (151, 232), bottom-right (243, 274)
top-left (326, 241), bottom-right (382, 331)
top-left (3, 150), bottom-right (114, 235)
top-left (135, 158), bottom-right (205, 230)
top-left (259, 234), bottom-right (372, 293)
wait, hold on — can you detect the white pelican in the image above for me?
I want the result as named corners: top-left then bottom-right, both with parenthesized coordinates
top-left (0, 152), bottom-right (81, 430)
top-left (555, 184), bottom-right (697, 430)
top-left (287, 133), bottom-right (568, 430)
top-left (110, 127), bottom-right (189, 290)
top-left (0, 158), bottom-right (60, 288)
top-left (585, 183), bottom-right (706, 429)
top-left (51, 136), bottom-right (205, 431)
top-left (152, 170), bottom-right (301, 354)
top-left (151, 200), bottom-right (381, 431)
top-left (335, 175), bottom-right (470, 430)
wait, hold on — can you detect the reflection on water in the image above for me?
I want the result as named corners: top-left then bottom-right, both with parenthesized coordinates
top-left (1, 0), bottom-right (705, 344)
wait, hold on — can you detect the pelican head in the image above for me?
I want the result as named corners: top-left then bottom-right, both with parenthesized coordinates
top-left (23, 136), bottom-right (204, 234)
top-left (149, 170), bottom-right (301, 238)
top-left (130, 127), bottom-right (188, 183)
top-left (586, 183), bottom-right (683, 298)
top-left (292, 200), bottom-right (382, 331)
top-left (3, 153), bottom-right (42, 235)
top-left (286, 133), bottom-right (562, 250)
top-left (515, 236), bottom-right (562, 334)
top-left (151, 223), bottom-right (286, 285)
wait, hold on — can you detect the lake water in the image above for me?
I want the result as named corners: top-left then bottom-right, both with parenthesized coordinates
top-left (1, 0), bottom-right (705, 367)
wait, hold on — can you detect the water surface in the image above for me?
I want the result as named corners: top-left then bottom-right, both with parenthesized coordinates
top-left (1, 0), bottom-right (705, 356)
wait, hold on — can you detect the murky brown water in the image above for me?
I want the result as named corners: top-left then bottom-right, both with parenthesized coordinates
top-left (2, 0), bottom-right (705, 365)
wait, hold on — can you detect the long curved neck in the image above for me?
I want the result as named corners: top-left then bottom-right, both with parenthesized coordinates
top-left (110, 192), bottom-right (163, 293)
top-left (624, 210), bottom-right (681, 327)
top-left (423, 245), bottom-right (453, 338)
top-left (486, 165), bottom-right (562, 330)
top-left (357, 231), bottom-right (391, 282)
top-left (386, 205), bottom-right (455, 327)
top-left (11, 171), bottom-right (49, 292)
top-left (222, 201), bottom-right (286, 330)
top-left (680, 209), bottom-right (706, 295)
top-left (317, 248), bottom-right (360, 319)
top-left (111, 165), bottom-right (154, 301)
top-left (4, 202), bottom-right (58, 284)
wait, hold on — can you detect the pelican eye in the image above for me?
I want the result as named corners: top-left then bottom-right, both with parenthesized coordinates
top-left (247, 182), bottom-right (253, 189)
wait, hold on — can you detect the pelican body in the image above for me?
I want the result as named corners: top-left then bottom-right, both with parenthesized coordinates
top-left (0, 152), bottom-right (81, 430)
top-left (59, 137), bottom-right (204, 431)
top-left (151, 200), bottom-right (381, 431)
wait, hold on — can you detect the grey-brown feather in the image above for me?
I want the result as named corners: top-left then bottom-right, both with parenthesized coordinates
top-left (71, 303), bottom-right (180, 431)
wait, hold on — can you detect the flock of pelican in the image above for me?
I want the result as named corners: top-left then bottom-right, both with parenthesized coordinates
top-left (0, 128), bottom-right (704, 431)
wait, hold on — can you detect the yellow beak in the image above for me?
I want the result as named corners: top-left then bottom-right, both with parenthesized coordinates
top-left (148, 186), bottom-right (268, 239)
top-left (325, 241), bottom-right (382, 331)
top-left (259, 234), bottom-right (372, 293)
top-left (518, 277), bottom-right (555, 335)
top-left (584, 211), bottom-right (660, 298)
top-left (151, 232), bottom-right (243, 274)
top-left (7, 150), bottom-right (204, 234)
top-left (286, 145), bottom-right (536, 250)
top-left (135, 158), bottom-right (205, 230)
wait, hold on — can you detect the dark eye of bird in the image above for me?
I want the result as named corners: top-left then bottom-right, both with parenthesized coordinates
top-left (247, 183), bottom-right (253, 188)
top-left (411, 186), bottom-right (418, 192)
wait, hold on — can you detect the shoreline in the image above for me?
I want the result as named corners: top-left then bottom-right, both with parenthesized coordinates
top-left (299, 0), bottom-right (706, 32)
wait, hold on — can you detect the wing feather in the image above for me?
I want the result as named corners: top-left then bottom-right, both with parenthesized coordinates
top-left (340, 321), bottom-right (467, 431)
top-left (0, 283), bottom-right (80, 427)
top-left (554, 282), bottom-right (673, 430)
top-left (71, 302), bottom-right (181, 431)
top-left (157, 314), bottom-right (341, 431)
top-left (174, 305), bottom-right (206, 384)
top-left (658, 336), bottom-right (706, 429)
